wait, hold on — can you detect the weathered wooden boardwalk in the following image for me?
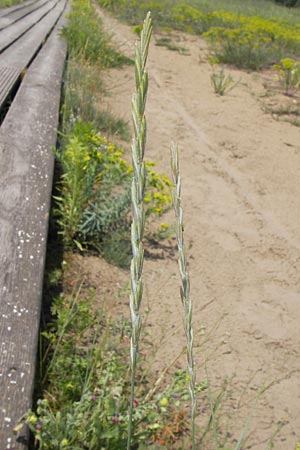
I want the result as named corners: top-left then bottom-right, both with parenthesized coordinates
top-left (0, 0), bottom-right (68, 447)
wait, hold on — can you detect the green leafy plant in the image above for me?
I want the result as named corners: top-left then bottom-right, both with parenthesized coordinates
top-left (210, 65), bottom-right (239, 95)
top-left (54, 121), bottom-right (171, 258)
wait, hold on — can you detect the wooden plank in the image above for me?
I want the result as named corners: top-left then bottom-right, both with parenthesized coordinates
top-left (0, 0), bottom-right (59, 52)
top-left (0, 0), bottom-right (48, 31)
top-left (0, 0), bottom-right (66, 69)
top-left (0, 66), bottom-right (20, 109)
top-left (0, 0), bottom-right (36, 18)
top-left (0, 6), bottom-right (67, 449)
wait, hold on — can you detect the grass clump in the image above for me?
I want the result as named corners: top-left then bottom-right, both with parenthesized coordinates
top-left (210, 66), bottom-right (239, 96)
top-left (62, 0), bottom-right (132, 66)
top-left (62, 58), bottom-right (130, 140)
top-left (60, 0), bottom-right (132, 140)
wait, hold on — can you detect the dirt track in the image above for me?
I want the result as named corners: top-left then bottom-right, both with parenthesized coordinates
top-left (88, 8), bottom-right (300, 449)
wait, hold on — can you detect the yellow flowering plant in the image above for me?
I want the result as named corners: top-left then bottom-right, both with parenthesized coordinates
top-left (273, 58), bottom-right (300, 93)
top-left (54, 120), bottom-right (172, 261)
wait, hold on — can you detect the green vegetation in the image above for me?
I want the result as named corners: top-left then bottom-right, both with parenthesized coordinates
top-left (0, 0), bottom-right (23, 7)
top-left (58, 0), bottom-right (171, 267)
top-left (264, 99), bottom-right (300, 127)
top-left (23, 281), bottom-right (205, 449)
top-left (62, 0), bottom-right (132, 66)
top-left (97, 0), bottom-right (300, 70)
top-left (61, 0), bottom-right (132, 140)
top-left (62, 59), bottom-right (130, 140)
top-left (273, 57), bottom-right (300, 94)
top-left (210, 66), bottom-right (239, 96)
top-left (155, 36), bottom-right (189, 54)
top-left (54, 122), bottom-right (171, 264)
top-left (274, 0), bottom-right (300, 6)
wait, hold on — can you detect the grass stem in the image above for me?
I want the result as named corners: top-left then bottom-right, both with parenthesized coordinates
top-left (171, 143), bottom-right (197, 450)
top-left (127, 12), bottom-right (152, 450)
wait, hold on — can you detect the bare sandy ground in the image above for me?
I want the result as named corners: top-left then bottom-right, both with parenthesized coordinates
top-left (78, 8), bottom-right (300, 449)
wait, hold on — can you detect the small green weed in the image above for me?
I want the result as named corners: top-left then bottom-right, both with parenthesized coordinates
top-left (155, 36), bottom-right (189, 54)
top-left (148, 222), bottom-right (175, 241)
top-left (264, 99), bottom-right (300, 126)
top-left (210, 65), bottom-right (239, 95)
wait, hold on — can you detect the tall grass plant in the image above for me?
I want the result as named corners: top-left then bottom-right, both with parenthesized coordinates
top-left (171, 144), bottom-right (196, 449)
top-left (127, 12), bottom-right (152, 449)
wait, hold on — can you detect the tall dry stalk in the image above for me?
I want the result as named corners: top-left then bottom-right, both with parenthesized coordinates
top-left (127, 12), bottom-right (152, 450)
top-left (171, 143), bottom-right (197, 449)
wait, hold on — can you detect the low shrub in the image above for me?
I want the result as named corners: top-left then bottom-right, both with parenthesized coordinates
top-left (204, 15), bottom-right (300, 70)
top-left (54, 121), bottom-right (172, 262)
top-left (273, 57), bottom-right (300, 93)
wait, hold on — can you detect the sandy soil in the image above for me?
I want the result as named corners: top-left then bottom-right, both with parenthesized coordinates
top-left (76, 8), bottom-right (300, 449)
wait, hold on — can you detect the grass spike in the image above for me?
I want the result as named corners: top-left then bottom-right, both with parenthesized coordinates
top-left (171, 143), bottom-right (197, 450)
top-left (127, 12), bottom-right (152, 450)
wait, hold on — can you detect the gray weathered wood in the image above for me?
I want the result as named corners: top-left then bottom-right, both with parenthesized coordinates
top-left (0, 5), bottom-right (67, 449)
top-left (1, 0), bottom-right (66, 68)
top-left (0, 0), bottom-right (58, 52)
top-left (0, 65), bottom-right (20, 109)
top-left (0, 0), bottom-right (48, 31)
top-left (0, 0), bottom-right (37, 18)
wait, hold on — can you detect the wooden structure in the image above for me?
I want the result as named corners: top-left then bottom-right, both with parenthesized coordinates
top-left (0, 0), bottom-right (68, 447)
